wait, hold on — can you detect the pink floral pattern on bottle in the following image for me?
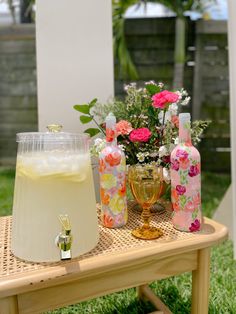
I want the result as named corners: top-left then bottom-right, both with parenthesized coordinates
top-left (170, 113), bottom-right (202, 232)
top-left (99, 113), bottom-right (128, 228)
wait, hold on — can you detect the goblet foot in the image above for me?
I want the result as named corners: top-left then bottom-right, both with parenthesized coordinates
top-left (132, 226), bottom-right (163, 240)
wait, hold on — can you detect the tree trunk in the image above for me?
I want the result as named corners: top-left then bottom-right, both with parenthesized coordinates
top-left (20, 0), bottom-right (32, 23)
top-left (173, 17), bottom-right (186, 89)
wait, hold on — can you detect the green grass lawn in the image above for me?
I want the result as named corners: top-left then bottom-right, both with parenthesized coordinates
top-left (0, 167), bottom-right (235, 314)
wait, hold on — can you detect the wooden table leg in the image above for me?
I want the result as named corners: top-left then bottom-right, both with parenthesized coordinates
top-left (0, 296), bottom-right (19, 314)
top-left (137, 285), bottom-right (172, 314)
top-left (191, 248), bottom-right (211, 314)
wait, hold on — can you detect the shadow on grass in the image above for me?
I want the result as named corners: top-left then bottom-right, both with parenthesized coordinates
top-left (102, 299), bottom-right (155, 314)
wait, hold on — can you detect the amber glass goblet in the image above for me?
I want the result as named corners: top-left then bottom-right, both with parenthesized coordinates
top-left (128, 164), bottom-right (163, 240)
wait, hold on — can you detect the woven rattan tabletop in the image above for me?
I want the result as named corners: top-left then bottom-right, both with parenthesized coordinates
top-left (0, 202), bottom-right (228, 298)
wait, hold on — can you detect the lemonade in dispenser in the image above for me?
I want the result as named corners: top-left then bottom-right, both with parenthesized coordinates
top-left (11, 125), bottom-right (99, 262)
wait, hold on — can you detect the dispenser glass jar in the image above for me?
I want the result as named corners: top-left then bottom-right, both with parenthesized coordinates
top-left (11, 129), bottom-right (98, 262)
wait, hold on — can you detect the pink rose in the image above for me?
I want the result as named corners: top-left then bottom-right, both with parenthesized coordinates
top-left (129, 128), bottom-right (152, 143)
top-left (189, 164), bottom-right (200, 177)
top-left (176, 185), bottom-right (186, 195)
top-left (152, 90), bottom-right (179, 109)
top-left (176, 149), bottom-right (189, 161)
top-left (116, 120), bottom-right (133, 136)
top-left (189, 219), bottom-right (201, 232)
top-left (171, 159), bottom-right (179, 171)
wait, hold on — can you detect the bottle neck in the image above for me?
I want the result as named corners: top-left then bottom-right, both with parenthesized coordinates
top-left (179, 119), bottom-right (192, 145)
top-left (106, 127), bottom-right (117, 145)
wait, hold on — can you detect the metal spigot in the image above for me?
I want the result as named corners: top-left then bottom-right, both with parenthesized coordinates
top-left (57, 214), bottom-right (72, 260)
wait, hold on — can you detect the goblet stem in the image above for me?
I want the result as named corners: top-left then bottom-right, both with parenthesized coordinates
top-left (141, 206), bottom-right (151, 229)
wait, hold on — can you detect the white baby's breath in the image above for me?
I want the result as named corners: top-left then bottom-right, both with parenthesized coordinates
top-left (163, 167), bottom-right (170, 184)
top-left (181, 96), bottom-right (191, 106)
top-left (136, 152), bottom-right (145, 162)
top-left (168, 103), bottom-right (178, 116)
top-left (174, 137), bottom-right (179, 145)
top-left (159, 145), bottom-right (168, 157)
top-left (91, 138), bottom-right (106, 157)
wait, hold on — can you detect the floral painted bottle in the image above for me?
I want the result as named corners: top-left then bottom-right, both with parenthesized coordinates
top-left (170, 113), bottom-right (202, 232)
top-left (99, 112), bottom-right (128, 228)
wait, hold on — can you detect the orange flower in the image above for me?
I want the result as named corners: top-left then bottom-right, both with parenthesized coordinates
top-left (171, 115), bottom-right (179, 128)
top-left (116, 120), bottom-right (133, 135)
top-left (172, 201), bottom-right (179, 211)
top-left (179, 158), bottom-right (190, 170)
top-left (105, 151), bottom-right (121, 167)
top-left (118, 183), bottom-right (126, 197)
top-left (171, 189), bottom-right (179, 201)
top-left (103, 213), bottom-right (114, 228)
top-left (100, 188), bottom-right (110, 205)
top-left (106, 128), bottom-right (115, 142)
top-left (99, 158), bottom-right (106, 173)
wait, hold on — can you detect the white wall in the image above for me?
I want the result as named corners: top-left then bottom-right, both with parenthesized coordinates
top-left (36, 0), bottom-right (114, 132)
top-left (227, 0), bottom-right (236, 257)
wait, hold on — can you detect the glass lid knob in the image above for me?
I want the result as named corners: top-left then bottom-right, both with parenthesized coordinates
top-left (47, 124), bottom-right (63, 133)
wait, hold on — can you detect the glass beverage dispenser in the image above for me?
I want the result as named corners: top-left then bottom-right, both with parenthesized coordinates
top-left (11, 126), bottom-right (99, 262)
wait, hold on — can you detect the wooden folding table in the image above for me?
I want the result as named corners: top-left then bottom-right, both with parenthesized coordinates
top-left (0, 204), bottom-right (228, 314)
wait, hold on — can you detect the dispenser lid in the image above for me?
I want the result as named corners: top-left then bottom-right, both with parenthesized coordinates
top-left (16, 124), bottom-right (89, 143)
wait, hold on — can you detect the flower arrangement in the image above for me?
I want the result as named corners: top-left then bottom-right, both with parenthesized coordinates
top-left (73, 81), bottom-right (210, 183)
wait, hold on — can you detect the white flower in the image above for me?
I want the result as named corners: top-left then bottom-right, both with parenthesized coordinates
top-left (158, 111), bottom-right (171, 124)
top-left (159, 145), bottom-right (168, 158)
top-left (174, 137), bottom-right (179, 145)
top-left (94, 138), bottom-right (103, 146)
top-left (158, 82), bottom-right (164, 88)
top-left (149, 151), bottom-right (158, 158)
top-left (175, 88), bottom-right (189, 103)
top-left (145, 80), bottom-right (156, 85)
top-left (124, 82), bottom-right (136, 91)
top-left (139, 114), bottom-right (148, 119)
top-left (118, 144), bottom-right (125, 151)
top-left (175, 91), bottom-right (182, 100)
top-left (181, 96), bottom-right (191, 106)
top-left (180, 88), bottom-right (188, 97)
top-left (130, 82), bottom-right (137, 88)
top-left (136, 152), bottom-right (145, 162)
top-left (163, 167), bottom-right (170, 184)
top-left (168, 103), bottom-right (178, 116)
top-left (91, 138), bottom-right (106, 156)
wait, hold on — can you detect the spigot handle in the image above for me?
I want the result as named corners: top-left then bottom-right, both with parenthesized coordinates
top-left (57, 214), bottom-right (72, 260)
top-left (59, 214), bottom-right (71, 232)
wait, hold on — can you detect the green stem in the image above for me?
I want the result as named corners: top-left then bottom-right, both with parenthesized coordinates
top-left (90, 114), bottom-right (106, 136)
top-left (162, 110), bottom-right (166, 127)
top-left (160, 110), bottom-right (166, 146)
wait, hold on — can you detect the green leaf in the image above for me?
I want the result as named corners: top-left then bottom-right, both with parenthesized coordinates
top-left (73, 104), bottom-right (90, 114)
top-left (80, 115), bottom-right (93, 124)
top-left (89, 98), bottom-right (98, 108)
top-left (145, 84), bottom-right (160, 96)
top-left (148, 105), bottom-right (155, 116)
top-left (84, 128), bottom-right (101, 137)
